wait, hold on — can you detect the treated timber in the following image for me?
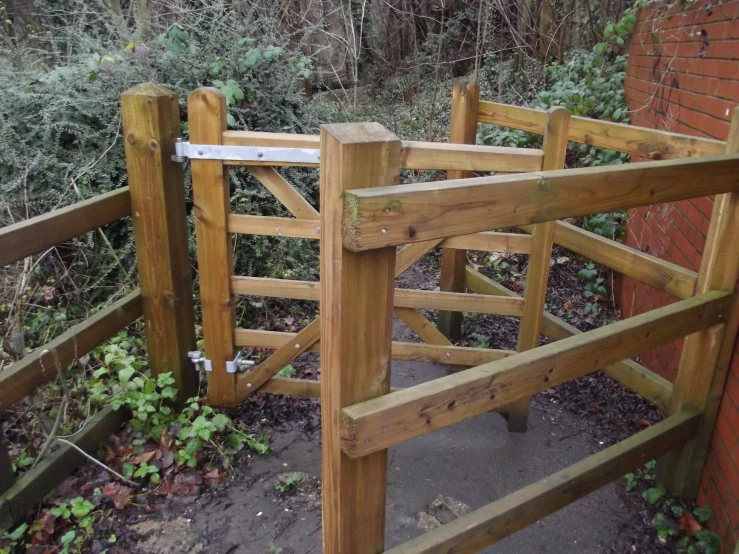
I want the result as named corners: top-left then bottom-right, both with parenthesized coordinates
top-left (228, 214), bottom-right (531, 253)
top-left (538, 221), bottom-right (698, 300)
top-left (394, 307), bottom-right (463, 372)
top-left (233, 328), bottom-right (513, 366)
top-left (662, 109), bottom-right (739, 497)
top-left (439, 81), bottom-right (480, 341)
top-left (122, 83), bottom-right (197, 403)
top-left (0, 406), bottom-right (127, 530)
top-left (339, 290), bottom-right (729, 458)
top-left (384, 410), bottom-right (701, 554)
top-left (188, 87), bottom-right (237, 406)
top-left (234, 237), bottom-right (442, 400)
top-left (465, 266), bottom-right (673, 410)
top-left (230, 276), bottom-right (525, 316)
top-left (319, 123), bottom-right (400, 554)
top-left (260, 377), bottom-right (321, 397)
top-left (342, 153), bottom-right (739, 251)
top-left (0, 290), bottom-right (142, 411)
top-left (506, 106), bottom-right (570, 432)
top-left (247, 166), bottom-right (320, 219)
top-left (477, 100), bottom-right (726, 159)
top-left (0, 188), bottom-right (131, 268)
top-left (223, 129), bottom-right (543, 172)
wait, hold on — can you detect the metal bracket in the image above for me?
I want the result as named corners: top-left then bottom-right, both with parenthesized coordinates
top-left (172, 138), bottom-right (319, 165)
top-left (188, 350), bottom-right (255, 374)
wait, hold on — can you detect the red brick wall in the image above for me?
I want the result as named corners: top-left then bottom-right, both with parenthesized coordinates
top-left (622, 1), bottom-right (739, 551)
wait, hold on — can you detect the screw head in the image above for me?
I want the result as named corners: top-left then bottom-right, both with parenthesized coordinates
top-left (381, 228), bottom-right (387, 234)
top-left (197, 149), bottom-right (204, 156)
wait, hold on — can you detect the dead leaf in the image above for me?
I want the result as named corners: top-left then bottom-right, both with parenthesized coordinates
top-left (632, 418), bottom-right (652, 428)
top-left (587, 407), bottom-right (600, 414)
top-left (563, 300), bottom-right (574, 311)
top-left (203, 469), bottom-right (224, 486)
top-left (128, 450), bottom-right (156, 464)
top-left (113, 486), bottom-right (133, 510)
top-left (679, 512), bottom-right (702, 536)
top-left (102, 482), bottom-right (121, 496)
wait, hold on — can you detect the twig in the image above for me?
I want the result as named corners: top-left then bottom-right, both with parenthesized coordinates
top-left (55, 438), bottom-right (137, 486)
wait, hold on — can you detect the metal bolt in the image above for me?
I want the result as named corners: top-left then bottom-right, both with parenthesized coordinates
top-left (257, 151), bottom-right (264, 158)
top-left (197, 149), bottom-right (204, 156)
top-left (445, 352), bottom-right (451, 358)
top-left (315, 226), bottom-right (321, 233)
top-left (381, 228), bottom-right (387, 234)
top-left (247, 383), bottom-right (252, 388)
top-left (295, 344), bottom-right (300, 349)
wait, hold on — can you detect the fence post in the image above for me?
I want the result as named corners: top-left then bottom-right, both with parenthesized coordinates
top-left (438, 80), bottom-right (480, 341)
top-left (505, 106), bottom-right (570, 433)
top-left (661, 109), bottom-right (739, 496)
top-left (187, 88), bottom-right (238, 407)
top-left (121, 83), bottom-right (197, 405)
top-left (320, 122), bottom-right (401, 553)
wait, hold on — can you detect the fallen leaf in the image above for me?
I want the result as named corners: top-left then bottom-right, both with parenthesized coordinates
top-left (632, 418), bottom-right (652, 428)
top-left (128, 450), bottom-right (156, 464)
top-left (563, 300), bottom-right (574, 311)
top-left (587, 407), bottom-right (600, 414)
top-left (679, 512), bottom-right (703, 536)
top-left (113, 486), bottom-right (133, 510)
top-left (102, 482), bottom-right (121, 496)
top-left (203, 469), bottom-right (224, 486)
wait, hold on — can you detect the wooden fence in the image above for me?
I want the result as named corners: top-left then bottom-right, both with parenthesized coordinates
top-left (2, 80), bottom-right (737, 551)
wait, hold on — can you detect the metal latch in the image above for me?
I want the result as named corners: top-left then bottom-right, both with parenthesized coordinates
top-left (171, 138), bottom-right (319, 165)
top-left (188, 350), bottom-right (256, 374)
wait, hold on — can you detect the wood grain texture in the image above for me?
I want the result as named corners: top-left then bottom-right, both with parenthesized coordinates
top-left (662, 109), bottom-right (739, 497)
top-left (342, 153), bottom-right (739, 251)
top-left (537, 221), bottom-right (697, 299)
top-left (319, 122), bottom-right (400, 554)
top-left (233, 328), bottom-right (513, 365)
top-left (477, 100), bottom-right (726, 159)
top-left (0, 188), bottom-right (131, 267)
top-left (506, 107), bottom-right (569, 432)
top-left (465, 266), bottom-right (673, 410)
top-left (0, 290), bottom-right (142, 411)
top-left (400, 141), bottom-right (543, 172)
top-left (384, 410), bottom-right (701, 554)
top-left (340, 290), bottom-right (729, 458)
top-left (230, 276), bottom-right (524, 316)
top-left (122, 83), bottom-right (197, 403)
top-left (439, 81), bottom-right (480, 341)
top-left (228, 214), bottom-right (320, 238)
top-left (188, 87), bottom-right (237, 406)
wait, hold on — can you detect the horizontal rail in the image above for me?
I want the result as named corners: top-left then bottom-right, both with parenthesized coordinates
top-left (465, 266), bottom-right (673, 410)
top-left (234, 328), bottom-right (514, 366)
top-left (259, 377), bottom-right (321, 397)
top-left (341, 154), bottom-right (739, 251)
top-left (530, 221), bottom-right (698, 300)
top-left (0, 406), bottom-right (127, 530)
top-left (0, 188), bottom-right (131, 267)
top-left (477, 100), bottom-right (726, 159)
top-left (0, 290), bottom-right (143, 411)
top-left (339, 290), bottom-right (729, 457)
top-left (231, 276), bottom-right (525, 316)
top-left (384, 409), bottom-right (701, 554)
top-left (222, 130), bottom-right (544, 172)
top-left (228, 214), bottom-right (532, 253)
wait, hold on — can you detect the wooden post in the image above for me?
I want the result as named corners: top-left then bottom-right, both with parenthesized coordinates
top-left (506, 107), bottom-right (570, 432)
top-left (121, 83), bottom-right (197, 405)
top-left (320, 122), bottom-right (401, 553)
top-left (187, 88), bottom-right (238, 407)
top-left (438, 80), bottom-right (480, 341)
top-left (661, 109), bottom-right (739, 496)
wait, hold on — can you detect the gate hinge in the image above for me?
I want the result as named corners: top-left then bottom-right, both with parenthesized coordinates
top-left (188, 350), bottom-right (256, 374)
top-left (171, 138), bottom-right (319, 165)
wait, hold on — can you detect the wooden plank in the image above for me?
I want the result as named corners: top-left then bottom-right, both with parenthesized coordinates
top-left (384, 410), bottom-right (701, 554)
top-left (465, 266), bottom-right (673, 411)
top-left (0, 430), bottom-right (14, 495)
top-left (227, 216), bottom-right (530, 254)
top-left (339, 290), bottom-right (728, 458)
top-left (0, 291), bottom-right (142, 411)
top-left (260, 377), bottom-right (321, 397)
top-left (477, 100), bottom-right (726, 159)
top-left (535, 221), bottom-right (698, 300)
top-left (0, 188), bottom-right (131, 268)
top-left (662, 109), bottom-right (739, 497)
top-left (122, 83), bottom-right (197, 404)
top-left (230, 276), bottom-right (525, 316)
top-left (0, 406), bottom-right (126, 530)
top-left (228, 214), bottom-right (321, 238)
top-left (223, 130), bottom-right (320, 149)
top-left (233, 328), bottom-right (513, 366)
top-left (506, 107), bottom-right (570, 432)
top-left (247, 166), bottom-right (320, 219)
top-left (439, 81), bottom-right (480, 341)
top-left (439, 232), bottom-right (532, 253)
top-left (342, 153), bottom-right (739, 251)
top-left (400, 141), bottom-right (543, 172)
top-left (188, 87), bottom-right (237, 407)
top-left (395, 239), bottom-right (444, 275)
top-left (394, 307), bottom-right (464, 372)
top-left (319, 122), bottom-right (400, 554)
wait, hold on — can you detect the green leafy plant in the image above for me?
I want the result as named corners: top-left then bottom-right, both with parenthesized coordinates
top-left (276, 472), bottom-right (304, 494)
